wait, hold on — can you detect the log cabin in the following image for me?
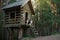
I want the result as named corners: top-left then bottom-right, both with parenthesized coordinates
top-left (2, 0), bottom-right (35, 40)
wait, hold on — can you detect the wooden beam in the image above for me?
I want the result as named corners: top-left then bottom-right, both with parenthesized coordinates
top-left (28, 0), bottom-right (35, 15)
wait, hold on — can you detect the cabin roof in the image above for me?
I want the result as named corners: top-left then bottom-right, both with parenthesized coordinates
top-left (2, 0), bottom-right (29, 9)
top-left (2, 0), bottom-right (35, 14)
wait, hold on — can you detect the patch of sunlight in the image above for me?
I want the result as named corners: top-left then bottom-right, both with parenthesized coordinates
top-left (46, 1), bottom-right (51, 5)
top-left (31, 0), bottom-right (36, 9)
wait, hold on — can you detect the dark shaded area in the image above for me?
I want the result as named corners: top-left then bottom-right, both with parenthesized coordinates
top-left (0, 27), bottom-right (8, 40)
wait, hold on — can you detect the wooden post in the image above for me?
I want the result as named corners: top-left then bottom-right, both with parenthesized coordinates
top-left (18, 28), bottom-right (23, 40)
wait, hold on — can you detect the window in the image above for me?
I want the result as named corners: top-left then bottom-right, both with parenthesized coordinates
top-left (10, 12), bottom-right (15, 19)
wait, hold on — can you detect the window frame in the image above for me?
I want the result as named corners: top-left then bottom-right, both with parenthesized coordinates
top-left (10, 11), bottom-right (15, 19)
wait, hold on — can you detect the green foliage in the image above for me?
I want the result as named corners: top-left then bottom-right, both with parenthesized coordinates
top-left (35, 0), bottom-right (54, 26)
top-left (9, 0), bottom-right (16, 3)
top-left (52, 0), bottom-right (60, 4)
top-left (34, 0), bottom-right (60, 36)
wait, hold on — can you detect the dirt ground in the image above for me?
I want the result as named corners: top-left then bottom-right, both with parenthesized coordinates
top-left (33, 34), bottom-right (60, 40)
top-left (23, 34), bottom-right (60, 40)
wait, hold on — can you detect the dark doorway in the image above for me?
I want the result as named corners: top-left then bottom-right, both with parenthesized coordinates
top-left (25, 12), bottom-right (28, 23)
